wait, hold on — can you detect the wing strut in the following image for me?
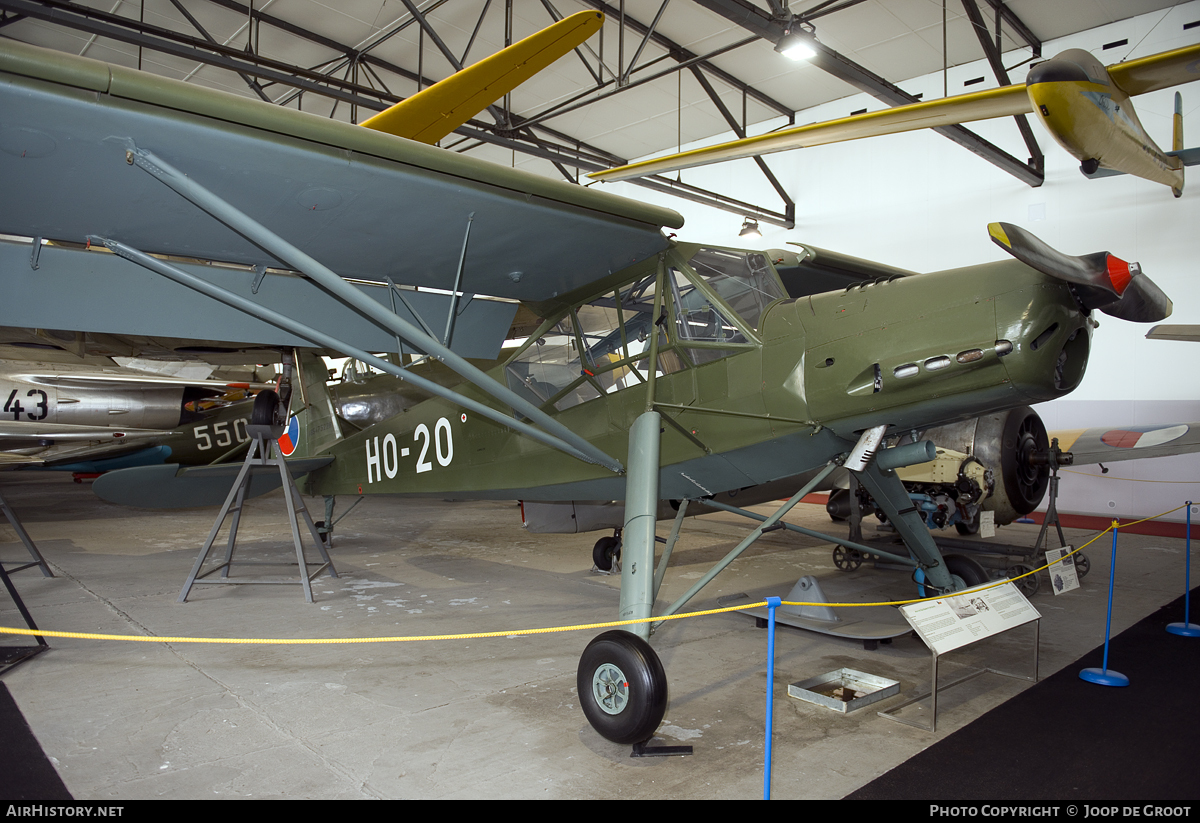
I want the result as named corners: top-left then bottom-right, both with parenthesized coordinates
top-left (116, 145), bottom-right (623, 474)
top-left (89, 235), bottom-right (613, 470)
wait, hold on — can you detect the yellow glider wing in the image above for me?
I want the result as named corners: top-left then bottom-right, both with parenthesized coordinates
top-left (362, 10), bottom-right (603, 145)
top-left (588, 83), bottom-right (1031, 182)
top-left (1106, 42), bottom-right (1200, 97)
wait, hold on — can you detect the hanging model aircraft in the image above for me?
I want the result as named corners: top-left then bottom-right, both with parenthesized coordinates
top-left (587, 42), bottom-right (1200, 195)
top-left (0, 23), bottom-right (1176, 747)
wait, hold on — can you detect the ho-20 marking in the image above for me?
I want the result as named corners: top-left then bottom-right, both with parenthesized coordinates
top-left (366, 417), bottom-right (454, 482)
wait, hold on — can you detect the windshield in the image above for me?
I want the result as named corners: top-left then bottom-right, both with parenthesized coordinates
top-left (685, 247), bottom-right (784, 332)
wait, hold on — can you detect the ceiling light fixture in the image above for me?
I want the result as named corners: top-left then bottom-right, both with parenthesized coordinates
top-left (739, 217), bottom-right (762, 239)
top-left (775, 23), bottom-right (817, 61)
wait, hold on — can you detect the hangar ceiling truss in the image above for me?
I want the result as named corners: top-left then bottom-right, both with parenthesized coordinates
top-left (0, 0), bottom-right (1089, 223)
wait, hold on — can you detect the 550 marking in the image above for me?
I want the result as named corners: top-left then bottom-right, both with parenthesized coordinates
top-left (193, 418), bottom-right (249, 450)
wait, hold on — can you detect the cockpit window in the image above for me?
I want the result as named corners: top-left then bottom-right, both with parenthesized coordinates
top-left (503, 249), bottom-right (780, 413)
top-left (686, 248), bottom-right (784, 332)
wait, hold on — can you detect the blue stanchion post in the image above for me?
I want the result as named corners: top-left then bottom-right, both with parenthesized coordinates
top-left (1080, 522), bottom-right (1130, 687)
top-left (764, 595), bottom-right (781, 801)
top-left (1168, 501), bottom-right (1200, 637)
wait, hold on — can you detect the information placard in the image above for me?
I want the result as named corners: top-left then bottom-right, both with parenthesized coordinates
top-left (900, 581), bottom-right (1040, 655)
top-left (1046, 547), bottom-right (1080, 595)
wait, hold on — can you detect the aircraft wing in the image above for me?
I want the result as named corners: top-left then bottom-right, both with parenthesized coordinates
top-left (0, 38), bottom-right (682, 348)
top-left (362, 11), bottom-right (603, 144)
top-left (1146, 324), bottom-right (1200, 342)
top-left (12, 371), bottom-right (263, 392)
top-left (588, 84), bottom-right (1031, 182)
top-left (1106, 42), bottom-right (1200, 96)
top-left (1052, 423), bottom-right (1200, 465)
top-left (0, 420), bottom-right (169, 449)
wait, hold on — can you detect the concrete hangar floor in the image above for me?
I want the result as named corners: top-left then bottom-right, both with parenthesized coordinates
top-left (0, 472), bottom-right (1194, 800)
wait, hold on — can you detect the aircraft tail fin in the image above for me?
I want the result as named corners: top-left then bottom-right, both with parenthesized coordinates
top-left (361, 11), bottom-right (603, 145)
top-left (285, 350), bottom-right (343, 459)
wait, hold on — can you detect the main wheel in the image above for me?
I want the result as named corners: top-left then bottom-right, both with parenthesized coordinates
top-left (577, 631), bottom-right (668, 744)
top-left (944, 553), bottom-right (989, 590)
top-left (592, 536), bottom-right (621, 571)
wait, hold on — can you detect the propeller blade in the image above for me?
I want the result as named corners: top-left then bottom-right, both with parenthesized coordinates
top-left (987, 222), bottom-right (1171, 322)
top-left (1103, 273), bottom-right (1173, 323)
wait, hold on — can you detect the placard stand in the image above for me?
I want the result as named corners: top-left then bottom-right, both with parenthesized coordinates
top-left (878, 581), bottom-right (1041, 732)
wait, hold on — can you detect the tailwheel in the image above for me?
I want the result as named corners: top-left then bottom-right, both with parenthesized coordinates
top-left (955, 510), bottom-right (981, 535)
top-left (1007, 563), bottom-right (1040, 596)
top-left (577, 631), bottom-right (668, 744)
top-left (832, 546), bottom-right (863, 571)
top-left (592, 535), bottom-right (621, 571)
top-left (1072, 552), bottom-right (1090, 577)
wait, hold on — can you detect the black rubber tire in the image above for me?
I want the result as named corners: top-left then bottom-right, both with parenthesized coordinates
top-left (251, 389), bottom-right (279, 426)
top-left (955, 510), bottom-right (981, 535)
top-left (577, 631), bottom-right (668, 744)
top-left (832, 546), bottom-right (862, 572)
top-left (944, 553), bottom-right (989, 589)
top-left (592, 536), bottom-right (621, 571)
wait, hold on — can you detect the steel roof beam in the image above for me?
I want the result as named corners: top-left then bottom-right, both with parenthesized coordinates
top-left (960, 0), bottom-right (1043, 174)
top-left (575, 0), bottom-right (794, 121)
top-left (982, 0), bottom-right (1041, 57)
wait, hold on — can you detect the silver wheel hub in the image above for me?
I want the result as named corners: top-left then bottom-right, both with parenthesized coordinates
top-left (591, 662), bottom-right (629, 715)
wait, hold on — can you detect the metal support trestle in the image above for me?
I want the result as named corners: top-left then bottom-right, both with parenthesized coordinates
top-left (178, 433), bottom-right (337, 603)
top-left (0, 488), bottom-right (53, 578)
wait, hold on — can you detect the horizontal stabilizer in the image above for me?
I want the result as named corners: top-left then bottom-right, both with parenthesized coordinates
top-left (1083, 147), bottom-right (1200, 179)
top-left (92, 457), bottom-right (333, 509)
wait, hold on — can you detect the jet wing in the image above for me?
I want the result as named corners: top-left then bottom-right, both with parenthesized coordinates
top-left (1052, 423), bottom-right (1200, 465)
top-left (0, 420), bottom-right (169, 449)
top-left (0, 38), bottom-right (682, 331)
top-left (588, 85), bottom-right (1031, 182)
top-left (1106, 42), bottom-right (1200, 96)
top-left (12, 371), bottom-right (264, 392)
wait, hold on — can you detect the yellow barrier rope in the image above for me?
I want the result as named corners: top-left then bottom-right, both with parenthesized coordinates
top-left (1061, 469), bottom-right (1200, 484)
top-left (1, 502), bottom-right (1189, 645)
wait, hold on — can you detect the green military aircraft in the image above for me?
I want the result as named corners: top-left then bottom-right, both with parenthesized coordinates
top-left (102, 224), bottom-right (1169, 744)
top-left (0, 27), bottom-right (1173, 747)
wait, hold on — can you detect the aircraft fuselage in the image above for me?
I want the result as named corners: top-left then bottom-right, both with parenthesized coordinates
top-left (302, 247), bottom-right (1090, 504)
top-left (1027, 48), bottom-right (1184, 190)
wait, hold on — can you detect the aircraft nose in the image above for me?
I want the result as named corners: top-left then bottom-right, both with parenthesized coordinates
top-left (1026, 58), bottom-right (1090, 87)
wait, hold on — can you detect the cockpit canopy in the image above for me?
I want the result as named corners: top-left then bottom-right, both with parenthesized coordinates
top-left (504, 247), bottom-right (785, 412)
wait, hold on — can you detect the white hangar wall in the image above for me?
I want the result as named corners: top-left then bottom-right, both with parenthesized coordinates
top-left (602, 2), bottom-right (1200, 522)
